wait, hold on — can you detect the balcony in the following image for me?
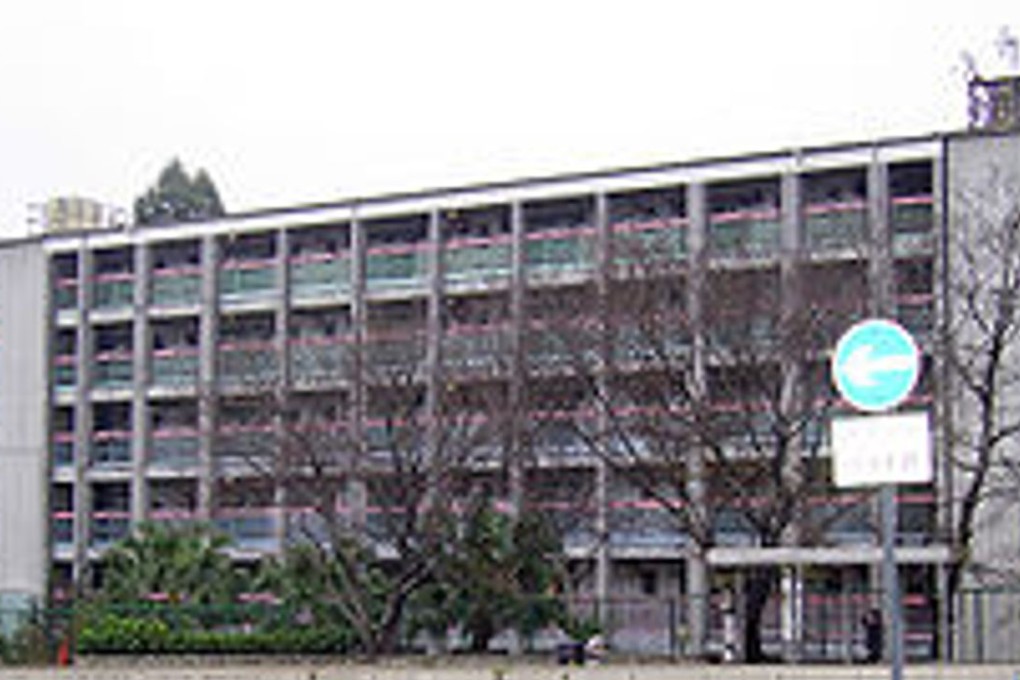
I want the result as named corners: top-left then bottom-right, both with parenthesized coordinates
top-left (150, 266), bottom-right (201, 308)
top-left (219, 260), bottom-right (276, 304)
top-left (51, 514), bottom-right (74, 547)
top-left (93, 273), bottom-right (134, 311)
top-left (530, 411), bottom-right (593, 459)
top-left (53, 356), bottom-right (76, 393)
top-left (892, 195), bottom-right (935, 256)
top-left (365, 244), bottom-right (429, 293)
top-left (364, 331), bottom-right (427, 376)
top-left (52, 434), bottom-right (74, 468)
top-left (91, 431), bottom-right (132, 469)
top-left (525, 320), bottom-right (599, 372)
top-left (443, 235), bottom-right (512, 284)
top-left (896, 295), bottom-right (934, 345)
top-left (803, 200), bottom-right (867, 252)
top-left (611, 218), bottom-right (688, 267)
top-left (524, 228), bottom-right (596, 274)
top-left (441, 323), bottom-right (512, 374)
top-left (215, 510), bottom-right (279, 552)
top-left (613, 323), bottom-right (691, 365)
top-left (290, 336), bottom-right (350, 384)
top-left (609, 502), bottom-right (686, 551)
top-left (708, 208), bottom-right (781, 258)
top-left (214, 424), bottom-right (274, 469)
top-left (54, 279), bottom-right (78, 311)
top-left (149, 427), bottom-right (201, 470)
top-left (93, 352), bottom-right (133, 390)
top-left (90, 513), bottom-right (131, 547)
top-left (289, 252), bottom-right (352, 301)
top-left (217, 341), bottom-right (279, 387)
top-left (151, 347), bottom-right (200, 388)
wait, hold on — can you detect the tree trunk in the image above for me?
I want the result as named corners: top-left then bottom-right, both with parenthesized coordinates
top-left (743, 567), bottom-right (777, 663)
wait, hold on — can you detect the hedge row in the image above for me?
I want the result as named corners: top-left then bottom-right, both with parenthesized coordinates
top-left (77, 615), bottom-right (352, 655)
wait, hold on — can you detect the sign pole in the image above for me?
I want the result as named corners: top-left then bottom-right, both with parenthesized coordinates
top-left (830, 318), bottom-right (924, 680)
top-left (881, 484), bottom-right (904, 680)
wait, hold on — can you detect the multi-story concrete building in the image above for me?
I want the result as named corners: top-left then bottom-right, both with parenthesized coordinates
top-left (2, 81), bottom-right (1020, 656)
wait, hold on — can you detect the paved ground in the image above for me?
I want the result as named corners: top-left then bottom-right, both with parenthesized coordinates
top-left (2, 661), bottom-right (1020, 680)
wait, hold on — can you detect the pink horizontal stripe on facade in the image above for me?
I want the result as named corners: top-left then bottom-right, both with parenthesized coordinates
top-left (523, 225), bottom-right (596, 241)
top-left (891, 194), bottom-right (934, 206)
top-left (152, 346), bottom-right (199, 358)
top-left (443, 233), bottom-right (513, 249)
top-left (289, 251), bottom-right (351, 264)
top-left (92, 271), bottom-right (134, 283)
top-left (610, 216), bottom-right (689, 233)
top-left (151, 265), bottom-right (201, 277)
top-left (365, 241), bottom-right (431, 256)
top-left (709, 207), bottom-right (780, 224)
top-left (803, 200), bottom-right (867, 215)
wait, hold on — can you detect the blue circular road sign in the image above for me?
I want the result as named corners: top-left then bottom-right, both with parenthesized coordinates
top-left (831, 319), bottom-right (921, 413)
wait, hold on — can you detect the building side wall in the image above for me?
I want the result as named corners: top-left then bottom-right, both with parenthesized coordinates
top-left (0, 241), bottom-right (48, 619)
top-left (946, 133), bottom-right (1020, 593)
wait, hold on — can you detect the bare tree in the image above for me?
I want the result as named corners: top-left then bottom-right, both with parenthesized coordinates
top-left (536, 229), bottom-right (876, 661)
top-left (942, 163), bottom-right (1020, 600)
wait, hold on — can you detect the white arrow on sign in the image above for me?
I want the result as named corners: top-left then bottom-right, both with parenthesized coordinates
top-left (840, 344), bottom-right (917, 389)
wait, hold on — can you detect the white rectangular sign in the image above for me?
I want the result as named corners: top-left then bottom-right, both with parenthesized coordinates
top-left (831, 411), bottom-right (932, 488)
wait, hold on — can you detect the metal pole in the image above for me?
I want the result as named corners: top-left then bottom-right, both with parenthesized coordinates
top-left (881, 484), bottom-right (904, 680)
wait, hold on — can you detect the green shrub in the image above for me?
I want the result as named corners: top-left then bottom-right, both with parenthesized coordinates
top-left (76, 612), bottom-right (352, 655)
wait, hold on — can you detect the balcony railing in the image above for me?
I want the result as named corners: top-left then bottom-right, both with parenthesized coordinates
top-left (215, 511), bottom-right (279, 552)
top-left (896, 296), bottom-right (934, 344)
top-left (611, 218), bottom-right (688, 266)
top-left (93, 274), bottom-right (134, 311)
top-left (708, 208), bottom-right (781, 257)
top-left (289, 337), bottom-right (350, 384)
top-left (94, 352), bottom-right (133, 389)
top-left (219, 260), bottom-right (276, 303)
top-left (150, 267), bottom-right (201, 308)
top-left (151, 348), bottom-right (200, 387)
top-left (525, 320), bottom-right (600, 371)
top-left (54, 280), bottom-right (78, 311)
top-left (214, 424), bottom-right (274, 466)
top-left (803, 201), bottom-right (867, 252)
top-left (443, 236), bottom-right (512, 283)
top-left (524, 227), bottom-right (596, 273)
top-left (91, 432), bottom-right (132, 468)
top-left (613, 323), bottom-right (691, 364)
top-left (90, 513), bottom-right (131, 547)
top-left (52, 434), bottom-right (74, 468)
top-left (51, 514), bottom-right (74, 546)
top-left (150, 428), bottom-right (201, 469)
top-left (53, 357), bottom-right (76, 392)
top-left (365, 244), bottom-right (429, 292)
top-left (289, 253), bottom-right (352, 300)
top-left (217, 341), bottom-right (279, 386)
top-left (442, 323), bottom-right (511, 373)
top-left (892, 196), bottom-right (935, 257)
top-left (364, 331), bottom-right (427, 374)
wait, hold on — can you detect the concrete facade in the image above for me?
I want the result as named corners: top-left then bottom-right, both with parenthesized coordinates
top-left (0, 239), bottom-right (49, 631)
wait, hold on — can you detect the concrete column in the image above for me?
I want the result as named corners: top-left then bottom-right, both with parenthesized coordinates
top-left (685, 180), bottom-right (709, 658)
top-left (592, 191), bottom-right (611, 620)
top-left (130, 243), bottom-right (150, 525)
top-left (73, 244), bottom-right (93, 589)
top-left (508, 200), bottom-right (525, 510)
top-left (273, 228), bottom-right (289, 550)
top-left (197, 234), bottom-right (219, 519)
top-left (348, 209), bottom-right (367, 529)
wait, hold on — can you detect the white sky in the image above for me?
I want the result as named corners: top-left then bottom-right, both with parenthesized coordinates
top-left (1, 1), bottom-right (1019, 236)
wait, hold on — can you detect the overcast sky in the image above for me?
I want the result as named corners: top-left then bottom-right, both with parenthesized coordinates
top-left (1, 1), bottom-right (1018, 236)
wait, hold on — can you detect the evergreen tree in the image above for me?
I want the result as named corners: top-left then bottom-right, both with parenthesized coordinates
top-left (134, 158), bottom-right (225, 226)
